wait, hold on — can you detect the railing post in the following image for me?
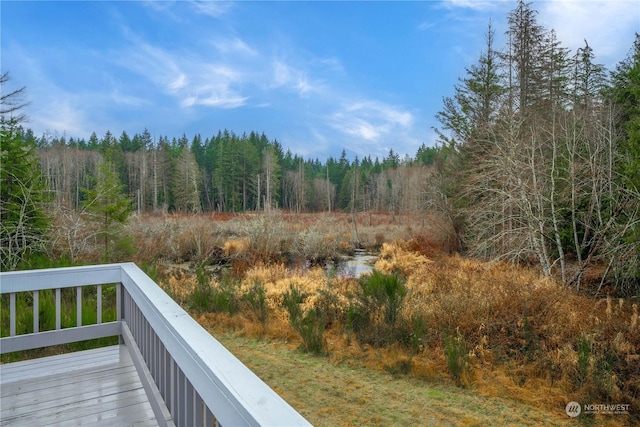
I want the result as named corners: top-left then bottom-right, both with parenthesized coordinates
top-left (55, 288), bottom-right (61, 330)
top-left (117, 283), bottom-right (122, 345)
top-left (76, 286), bottom-right (82, 327)
top-left (33, 290), bottom-right (39, 333)
top-left (116, 283), bottom-right (122, 321)
top-left (97, 284), bottom-right (102, 324)
top-left (9, 293), bottom-right (16, 336)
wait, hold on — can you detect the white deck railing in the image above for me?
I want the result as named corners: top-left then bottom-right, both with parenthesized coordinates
top-left (0, 263), bottom-right (311, 427)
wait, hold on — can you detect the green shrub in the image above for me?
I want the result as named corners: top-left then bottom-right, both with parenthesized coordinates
top-left (283, 284), bottom-right (326, 354)
top-left (359, 270), bottom-right (406, 326)
top-left (188, 267), bottom-right (215, 312)
top-left (213, 273), bottom-right (240, 314)
top-left (398, 315), bottom-right (428, 356)
top-left (576, 335), bottom-right (592, 387)
top-left (444, 334), bottom-right (471, 387)
top-left (243, 279), bottom-right (268, 325)
top-left (346, 270), bottom-right (407, 347)
top-left (189, 268), bottom-right (239, 314)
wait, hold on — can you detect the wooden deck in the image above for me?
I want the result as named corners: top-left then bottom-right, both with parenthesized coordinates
top-left (0, 345), bottom-right (158, 426)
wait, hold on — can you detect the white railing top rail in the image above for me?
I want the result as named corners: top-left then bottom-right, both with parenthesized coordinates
top-left (0, 263), bottom-right (123, 293)
top-left (0, 263), bottom-right (311, 427)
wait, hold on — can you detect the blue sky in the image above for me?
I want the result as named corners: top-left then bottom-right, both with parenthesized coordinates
top-left (2, 1), bottom-right (638, 161)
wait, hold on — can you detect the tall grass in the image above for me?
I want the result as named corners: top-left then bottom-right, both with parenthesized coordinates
top-left (161, 240), bottom-right (639, 424)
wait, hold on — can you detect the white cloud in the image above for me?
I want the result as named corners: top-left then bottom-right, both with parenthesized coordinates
top-left (115, 31), bottom-right (251, 109)
top-left (441, 0), bottom-right (504, 11)
top-left (32, 99), bottom-right (91, 139)
top-left (213, 37), bottom-right (257, 56)
top-left (115, 37), bottom-right (186, 95)
top-left (189, 0), bottom-right (232, 17)
top-left (110, 90), bottom-right (148, 107)
top-left (168, 73), bottom-right (188, 92)
top-left (182, 92), bottom-right (248, 108)
top-left (271, 60), bottom-right (323, 96)
top-left (418, 21), bottom-right (437, 31)
top-left (329, 101), bottom-right (415, 156)
top-left (539, 0), bottom-right (639, 66)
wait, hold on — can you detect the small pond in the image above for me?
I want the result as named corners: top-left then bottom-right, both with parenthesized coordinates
top-left (326, 249), bottom-right (377, 278)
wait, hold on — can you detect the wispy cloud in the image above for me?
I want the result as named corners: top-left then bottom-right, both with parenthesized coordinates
top-left (189, 0), bottom-right (232, 17)
top-left (183, 92), bottom-right (248, 108)
top-left (168, 73), bottom-right (188, 92)
top-left (115, 28), bottom-right (251, 109)
top-left (328, 101), bottom-right (415, 157)
top-left (271, 60), bottom-right (323, 96)
top-left (33, 98), bottom-right (92, 139)
top-left (418, 21), bottom-right (438, 31)
top-left (440, 0), bottom-right (503, 11)
top-left (213, 37), bottom-right (257, 56)
top-left (181, 64), bottom-right (248, 108)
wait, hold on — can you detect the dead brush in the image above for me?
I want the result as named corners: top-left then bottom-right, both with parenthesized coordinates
top-left (293, 225), bottom-right (339, 264)
top-left (239, 213), bottom-right (292, 262)
top-left (159, 234), bottom-right (639, 421)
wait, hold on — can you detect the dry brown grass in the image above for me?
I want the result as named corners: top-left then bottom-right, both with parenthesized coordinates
top-left (157, 238), bottom-right (638, 425)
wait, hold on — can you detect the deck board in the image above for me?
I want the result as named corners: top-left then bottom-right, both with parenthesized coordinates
top-left (0, 345), bottom-right (158, 426)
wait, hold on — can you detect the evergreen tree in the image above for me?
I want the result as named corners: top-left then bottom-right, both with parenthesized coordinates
top-left (0, 73), bottom-right (50, 270)
top-left (434, 22), bottom-right (504, 251)
top-left (172, 145), bottom-right (201, 213)
top-left (504, 0), bottom-right (546, 116)
top-left (119, 131), bottom-right (133, 152)
top-left (82, 160), bottom-right (132, 263)
top-left (607, 33), bottom-right (640, 291)
top-left (1, 125), bottom-right (50, 270)
top-left (610, 33), bottom-right (640, 191)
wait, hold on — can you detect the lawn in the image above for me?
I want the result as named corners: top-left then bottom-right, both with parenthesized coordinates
top-left (209, 327), bottom-right (575, 427)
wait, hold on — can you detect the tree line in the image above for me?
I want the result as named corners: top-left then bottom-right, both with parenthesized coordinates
top-left (433, 0), bottom-right (640, 293)
top-left (28, 127), bottom-right (439, 216)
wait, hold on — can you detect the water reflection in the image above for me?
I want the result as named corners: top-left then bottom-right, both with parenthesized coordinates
top-left (326, 250), bottom-right (377, 278)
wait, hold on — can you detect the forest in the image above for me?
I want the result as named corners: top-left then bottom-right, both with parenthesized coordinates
top-left (2, 1), bottom-right (640, 423)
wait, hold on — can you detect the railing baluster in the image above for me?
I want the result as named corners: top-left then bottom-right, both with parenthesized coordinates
top-left (195, 391), bottom-right (204, 427)
top-left (205, 407), bottom-right (216, 427)
top-left (167, 358), bottom-right (177, 419)
top-left (116, 283), bottom-right (122, 323)
top-left (55, 288), bottom-right (61, 330)
top-left (9, 293), bottom-right (16, 336)
top-left (176, 366), bottom-right (186, 426)
top-left (76, 286), bottom-right (82, 327)
top-left (97, 284), bottom-right (102, 324)
top-left (150, 332), bottom-right (155, 381)
top-left (145, 318), bottom-right (149, 364)
top-left (186, 381), bottom-right (195, 426)
top-left (153, 333), bottom-right (159, 385)
top-left (33, 290), bottom-right (39, 333)
top-left (166, 347), bottom-right (172, 408)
